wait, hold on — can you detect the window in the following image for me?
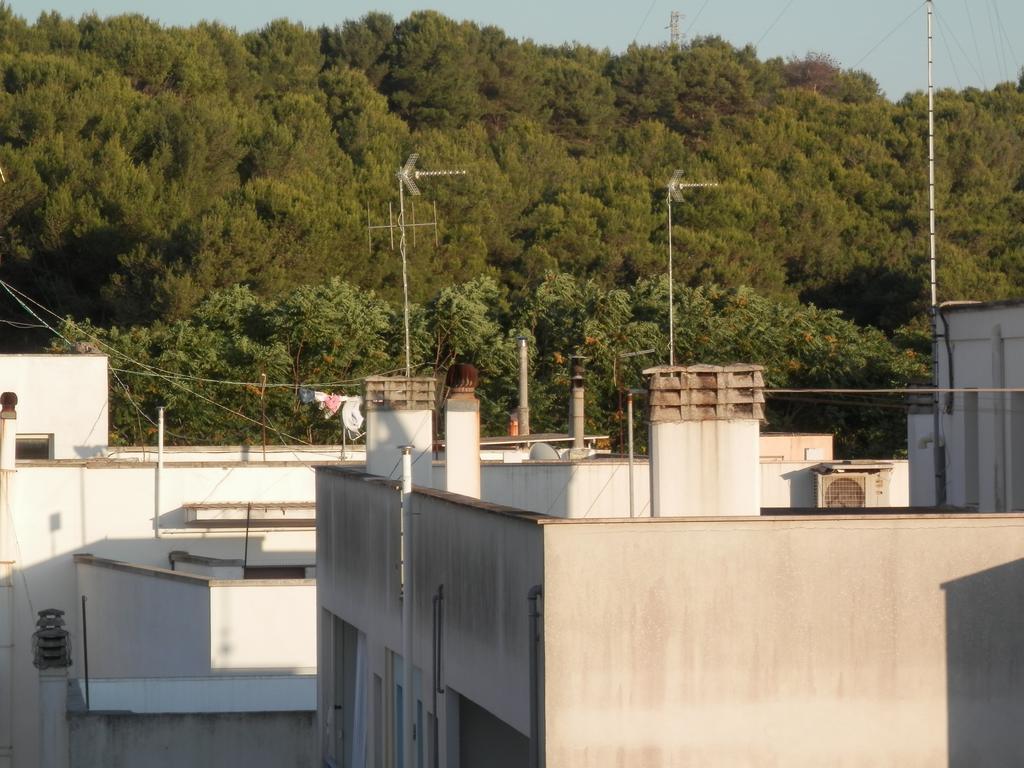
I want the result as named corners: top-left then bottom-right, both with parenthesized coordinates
top-left (16, 435), bottom-right (52, 460)
top-left (243, 566), bottom-right (307, 580)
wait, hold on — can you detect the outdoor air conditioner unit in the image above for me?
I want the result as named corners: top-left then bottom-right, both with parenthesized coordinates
top-left (814, 463), bottom-right (893, 508)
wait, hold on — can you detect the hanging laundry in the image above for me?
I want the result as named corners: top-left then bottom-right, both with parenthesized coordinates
top-left (342, 396), bottom-right (364, 435)
top-left (298, 388), bottom-right (316, 404)
top-left (313, 391), bottom-right (328, 403)
top-left (321, 393), bottom-right (343, 417)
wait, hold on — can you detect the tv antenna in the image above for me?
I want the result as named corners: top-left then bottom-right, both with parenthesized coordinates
top-left (666, 171), bottom-right (718, 366)
top-left (367, 153), bottom-right (466, 378)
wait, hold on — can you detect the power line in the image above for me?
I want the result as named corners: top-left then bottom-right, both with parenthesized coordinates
top-left (852, 2), bottom-right (925, 71)
top-left (989, 0), bottom-right (1019, 82)
top-left (934, 10), bottom-right (987, 85)
top-left (683, 0), bottom-right (713, 38)
top-left (632, 0), bottom-right (660, 45)
top-left (934, 18), bottom-right (965, 90)
top-left (755, 0), bottom-right (797, 49)
top-left (0, 278), bottom-right (407, 389)
top-left (768, 387), bottom-right (1024, 394)
top-left (962, 0), bottom-right (988, 88)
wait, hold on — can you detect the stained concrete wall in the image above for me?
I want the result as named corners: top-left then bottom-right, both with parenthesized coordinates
top-left (316, 468), bottom-right (544, 767)
top-left (68, 710), bottom-right (314, 768)
top-left (542, 513), bottom-right (1024, 767)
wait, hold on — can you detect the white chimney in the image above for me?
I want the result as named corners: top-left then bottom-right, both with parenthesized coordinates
top-left (365, 377), bottom-right (436, 489)
top-left (645, 364), bottom-right (765, 517)
top-left (34, 609), bottom-right (71, 768)
top-left (444, 364), bottom-right (481, 499)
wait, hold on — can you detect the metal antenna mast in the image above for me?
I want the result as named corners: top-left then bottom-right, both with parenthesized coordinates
top-left (367, 154), bottom-right (466, 378)
top-left (666, 171), bottom-right (718, 366)
top-left (926, 0), bottom-right (946, 505)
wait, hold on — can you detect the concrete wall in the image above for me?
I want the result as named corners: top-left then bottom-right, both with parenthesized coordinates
top-left (481, 460), bottom-right (651, 518)
top-left (76, 560), bottom-right (209, 678)
top-left (542, 514), bottom-right (1024, 767)
top-left (481, 459), bottom-right (909, 516)
top-left (7, 461), bottom-right (320, 768)
top-left (316, 468), bottom-right (544, 768)
top-left (210, 580), bottom-right (316, 671)
top-left (924, 303), bottom-right (1024, 511)
top-left (759, 433), bottom-right (833, 461)
top-left (0, 354), bottom-right (108, 458)
top-left (76, 558), bottom-right (316, 676)
top-left (68, 710), bottom-right (314, 768)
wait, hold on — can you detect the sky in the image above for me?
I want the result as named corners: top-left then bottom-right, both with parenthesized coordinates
top-left (7, 0), bottom-right (1023, 100)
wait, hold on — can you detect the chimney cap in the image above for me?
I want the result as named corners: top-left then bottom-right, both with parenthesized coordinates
top-left (0, 391), bottom-right (16, 419)
top-left (445, 363), bottom-right (479, 394)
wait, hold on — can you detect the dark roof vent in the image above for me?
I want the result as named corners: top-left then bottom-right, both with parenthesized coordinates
top-left (446, 363), bottom-right (479, 394)
top-left (33, 609), bottom-right (72, 670)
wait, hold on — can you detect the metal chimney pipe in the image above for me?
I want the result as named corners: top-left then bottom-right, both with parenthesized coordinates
top-left (154, 406), bottom-right (164, 539)
top-left (517, 338), bottom-right (530, 437)
top-left (570, 357), bottom-right (585, 450)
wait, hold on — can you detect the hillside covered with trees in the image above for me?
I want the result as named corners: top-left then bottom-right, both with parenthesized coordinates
top-left (0, 6), bottom-right (1022, 454)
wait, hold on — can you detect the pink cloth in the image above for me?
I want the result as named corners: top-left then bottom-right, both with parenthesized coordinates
top-left (321, 393), bottom-right (343, 417)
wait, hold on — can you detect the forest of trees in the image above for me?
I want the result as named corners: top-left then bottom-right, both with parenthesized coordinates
top-left (0, 6), bottom-right (1022, 455)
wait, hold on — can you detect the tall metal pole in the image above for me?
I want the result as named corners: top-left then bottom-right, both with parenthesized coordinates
top-left (627, 390), bottom-right (635, 518)
top-left (927, 0), bottom-right (946, 505)
top-left (155, 406), bottom-right (164, 539)
top-left (399, 179), bottom-right (412, 379)
top-left (667, 190), bottom-right (675, 366)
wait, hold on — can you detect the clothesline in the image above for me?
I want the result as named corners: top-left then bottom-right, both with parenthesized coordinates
top-left (298, 387), bottom-right (365, 438)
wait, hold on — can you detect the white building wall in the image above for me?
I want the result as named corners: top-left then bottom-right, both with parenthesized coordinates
top-left (0, 355), bottom-right (108, 458)
top-left (921, 303), bottom-right (1024, 511)
top-left (7, 461), bottom-right (320, 768)
top-left (210, 580), bottom-right (316, 671)
top-left (76, 560), bottom-right (210, 678)
top-left (75, 558), bottom-right (316, 677)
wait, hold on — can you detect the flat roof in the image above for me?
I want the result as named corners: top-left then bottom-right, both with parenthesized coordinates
top-left (939, 299), bottom-right (1024, 313)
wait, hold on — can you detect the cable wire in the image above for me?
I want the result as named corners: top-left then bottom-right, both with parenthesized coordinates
top-left (852, 2), bottom-right (926, 70)
top-left (755, 0), bottom-right (797, 49)
top-left (631, 0), bottom-right (660, 45)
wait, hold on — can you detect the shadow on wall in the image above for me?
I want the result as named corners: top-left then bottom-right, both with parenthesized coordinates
top-left (943, 558), bottom-right (1024, 766)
